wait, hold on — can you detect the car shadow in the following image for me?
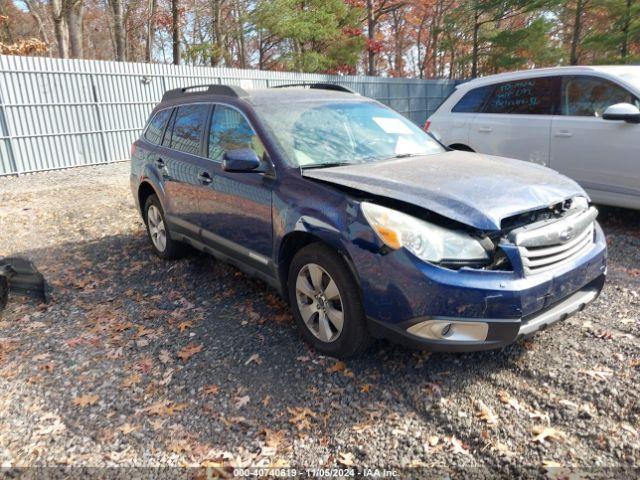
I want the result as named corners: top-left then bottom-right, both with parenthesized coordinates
top-left (0, 228), bottom-right (535, 462)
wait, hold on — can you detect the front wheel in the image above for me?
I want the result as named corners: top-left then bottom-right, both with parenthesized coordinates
top-left (288, 243), bottom-right (371, 358)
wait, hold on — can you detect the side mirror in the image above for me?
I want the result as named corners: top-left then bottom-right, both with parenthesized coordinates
top-left (222, 149), bottom-right (261, 172)
top-left (602, 103), bottom-right (640, 124)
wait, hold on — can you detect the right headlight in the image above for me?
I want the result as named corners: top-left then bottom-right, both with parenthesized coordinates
top-left (361, 202), bottom-right (489, 264)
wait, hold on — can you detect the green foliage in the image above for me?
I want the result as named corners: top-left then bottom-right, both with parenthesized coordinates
top-left (253, 0), bottom-right (364, 72)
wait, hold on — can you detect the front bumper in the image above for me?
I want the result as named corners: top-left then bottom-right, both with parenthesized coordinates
top-left (351, 221), bottom-right (607, 352)
top-left (367, 273), bottom-right (605, 351)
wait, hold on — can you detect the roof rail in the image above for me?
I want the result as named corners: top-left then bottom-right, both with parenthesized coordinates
top-left (271, 83), bottom-right (359, 95)
top-left (162, 84), bottom-right (249, 102)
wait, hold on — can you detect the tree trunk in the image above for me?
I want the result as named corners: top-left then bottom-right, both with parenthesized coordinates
top-left (570, 0), bottom-right (585, 65)
top-left (366, 0), bottom-right (376, 76)
top-left (145, 0), bottom-right (157, 62)
top-left (66, 0), bottom-right (84, 59)
top-left (109, 0), bottom-right (125, 61)
top-left (172, 0), bottom-right (180, 65)
top-left (50, 0), bottom-right (68, 58)
top-left (24, 0), bottom-right (49, 45)
top-left (471, 18), bottom-right (480, 78)
top-left (621, 0), bottom-right (632, 60)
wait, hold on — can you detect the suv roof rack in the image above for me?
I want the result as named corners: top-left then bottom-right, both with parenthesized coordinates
top-left (271, 83), bottom-right (359, 95)
top-left (162, 84), bottom-right (249, 102)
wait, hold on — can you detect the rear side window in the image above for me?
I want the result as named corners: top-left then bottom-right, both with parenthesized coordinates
top-left (451, 86), bottom-right (492, 113)
top-left (144, 109), bottom-right (172, 144)
top-left (561, 75), bottom-right (639, 117)
top-left (169, 104), bottom-right (208, 155)
top-left (484, 77), bottom-right (556, 115)
top-left (208, 105), bottom-right (265, 162)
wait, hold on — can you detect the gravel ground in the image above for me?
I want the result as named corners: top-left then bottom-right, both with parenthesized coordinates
top-left (0, 162), bottom-right (638, 478)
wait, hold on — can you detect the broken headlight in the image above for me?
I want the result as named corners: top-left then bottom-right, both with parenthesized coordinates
top-left (361, 202), bottom-right (489, 264)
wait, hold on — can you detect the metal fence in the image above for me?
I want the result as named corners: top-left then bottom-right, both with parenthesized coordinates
top-left (0, 55), bottom-right (457, 176)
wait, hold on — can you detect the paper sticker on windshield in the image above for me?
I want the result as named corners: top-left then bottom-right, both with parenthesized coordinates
top-left (373, 117), bottom-right (413, 135)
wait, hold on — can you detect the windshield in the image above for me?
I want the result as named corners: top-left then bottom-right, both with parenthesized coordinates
top-left (255, 100), bottom-right (445, 167)
top-left (619, 72), bottom-right (640, 92)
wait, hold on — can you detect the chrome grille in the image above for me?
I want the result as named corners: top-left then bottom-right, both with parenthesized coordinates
top-left (511, 207), bottom-right (598, 275)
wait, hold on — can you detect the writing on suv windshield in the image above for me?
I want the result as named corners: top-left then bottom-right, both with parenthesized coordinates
top-left (255, 101), bottom-right (444, 167)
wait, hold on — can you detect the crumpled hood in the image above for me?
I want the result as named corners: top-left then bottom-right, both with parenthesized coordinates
top-left (302, 151), bottom-right (587, 231)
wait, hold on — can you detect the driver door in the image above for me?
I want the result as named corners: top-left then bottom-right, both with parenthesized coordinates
top-left (550, 75), bottom-right (640, 205)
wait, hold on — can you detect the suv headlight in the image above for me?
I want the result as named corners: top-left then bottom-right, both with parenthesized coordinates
top-left (361, 202), bottom-right (489, 264)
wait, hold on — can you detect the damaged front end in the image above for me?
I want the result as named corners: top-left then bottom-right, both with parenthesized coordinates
top-left (0, 258), bottom-right (48, 310)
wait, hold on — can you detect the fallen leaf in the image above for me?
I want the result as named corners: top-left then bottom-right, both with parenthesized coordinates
top-left (245, 353), bottom-right (262, 366)
top-left (143, 401), bottom-right (187, 416)
top-left (579, 368), bottom-right (613, 381)
top-left (360, 383), bottom-right (373, 393)
top-left (234, 395), bottom-right (250, 409)
top-left (262, 395), bottom-right (271, 407)
top-left (288, 407), bottom-right (316, 431)
top-left (202, 385), bottom-right (220, 396)
top-left (177, 343), bottom-right (203, 361)
top-left (531, 426), bottom-right (566, 444)
top-left (178, 321), bottom-right (193, 332)
top-left (122, 373), bottom-right (142, 388)
top-left (337, 452), bottom-right (355, 466)
top-left (72, 394), bottom-right (99, 408)
top-left (497, 390), bottom-right (522, 412)
top-left (159, 349), bottom-right (173, 363)
top-left (327, 361), bottom-right (347, 373)
top-left (474, 400), bottom-right (498, 424)
top-left (118, 423), bottom-right (138, 435)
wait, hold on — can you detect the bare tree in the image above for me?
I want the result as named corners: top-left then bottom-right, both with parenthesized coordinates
top-left (65, 0), bottom-right (84, 58)
top-left (49, 0), bottom-right (67, 58)
top-left (172, 0), bottom-right (179, 64)
top-left (108, 0), bottom-right (125, 61)
top-left (145, 0), bottom-right (157, 61)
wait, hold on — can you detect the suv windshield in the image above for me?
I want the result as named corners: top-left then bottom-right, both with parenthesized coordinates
top-left (255, 100), bottom-right (444, 167)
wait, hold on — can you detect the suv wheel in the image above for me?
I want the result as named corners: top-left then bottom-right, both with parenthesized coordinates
top-left (288, 243), bottom-right (371, 358)
top-left (144, 195), bottom-right (184, 259)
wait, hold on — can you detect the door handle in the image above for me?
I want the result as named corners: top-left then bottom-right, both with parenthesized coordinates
top-left (554, 131), bottom-right (573, 138)
top-left (198, 171), bottom-right (213, 184)
top-left (477, 126), bottom-right (493, 133)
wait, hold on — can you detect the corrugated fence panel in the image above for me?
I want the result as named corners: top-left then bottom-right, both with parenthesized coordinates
top-left (0, 55), bottom-right (458, 176)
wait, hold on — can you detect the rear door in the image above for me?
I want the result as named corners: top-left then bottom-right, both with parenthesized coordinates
top-left (158, 103), bottom-right (212, 233)
top-left (198, 104), bottom-right (274, 272)
top-left (550, 75), bottom-right (640, 205)
top-left (469, 76), bottom-right (558, 166)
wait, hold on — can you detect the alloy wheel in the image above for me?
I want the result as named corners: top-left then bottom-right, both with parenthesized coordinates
top-left (147, 205), bottom-right (167, 252)
top-left (295, 263), bottom-right (344, 343)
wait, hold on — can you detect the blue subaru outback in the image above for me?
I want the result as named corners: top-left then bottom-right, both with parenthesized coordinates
top-left (130, 84), bottom-right (607, 357)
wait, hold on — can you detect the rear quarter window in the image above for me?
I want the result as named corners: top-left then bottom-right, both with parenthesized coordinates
top-left (144, 109), bottom-right (172, 144)
top-left (451, 85), bottom-right (492, 113)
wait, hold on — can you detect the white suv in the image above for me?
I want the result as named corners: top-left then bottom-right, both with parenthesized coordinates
top-left (427, 66), bottom-right (640, 210)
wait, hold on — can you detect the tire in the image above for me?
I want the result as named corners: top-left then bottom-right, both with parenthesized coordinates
top-left (288, 243), bottom-right (371, 358)
top-left (143, 195), bottom-right (184, 260)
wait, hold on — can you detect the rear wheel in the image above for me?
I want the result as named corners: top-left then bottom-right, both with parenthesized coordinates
top-left (288, 243), bottom-right (371, 358)
top-left (144, 195), bottom-right (184, 259)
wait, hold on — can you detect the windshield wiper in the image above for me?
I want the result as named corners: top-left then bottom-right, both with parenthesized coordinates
top-left (301, 162), bottom-right (354, 170)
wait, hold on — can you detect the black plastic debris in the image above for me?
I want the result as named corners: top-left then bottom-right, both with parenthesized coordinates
top-left (0, 257), bottom-right (48, 310)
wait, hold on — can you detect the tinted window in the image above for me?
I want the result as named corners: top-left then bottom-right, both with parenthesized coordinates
top-left (169, 104), bottom-right (208, 155)
top-left (452, 86), bottom-right (492, 113)
top-left (144, 109), bottom-right (172, 144)
top-left (485, 77), bottom-right (556, 115)
top-left (561, 75), bottom-right (639, 117)
top-left (208, 105), bottom-right (265, 162)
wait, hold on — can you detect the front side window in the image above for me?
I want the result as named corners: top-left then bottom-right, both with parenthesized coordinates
top-left (255, 101), bottom-right (444, 167)
top-left (484, 77), bottom-right (556, 115)
top-left (208, 105), bottom-right (265, 162)
top-left (169, 104), bottom-right (208, 155)
top-left (144, 108), bottom-right (172, 144)
top-left (561, 75), bottom-right (639, 117)
top-left (452, 86), bottom-right (492, 113)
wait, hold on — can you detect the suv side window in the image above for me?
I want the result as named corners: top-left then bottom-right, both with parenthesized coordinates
top-left (144, 108), bottom-right (172, 144)
top-left (484, 77), bottom-right (556, 115)
top-left (451, 85), bottom-right (492, 113)
top-left (169, 104), bottom-right (208, 155)
top-left (561, 75), bottom-right (640, 117)
top-left (208, 105), bottom-right (266, 162)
